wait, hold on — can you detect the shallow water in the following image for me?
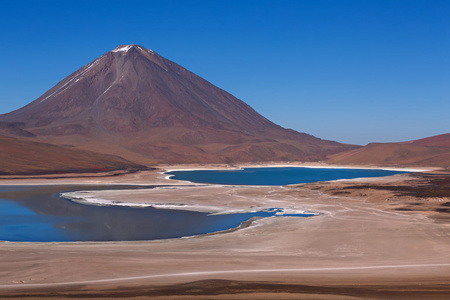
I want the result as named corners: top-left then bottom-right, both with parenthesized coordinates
top-left (0, 185), bottom-right (312, 242)
top-left (0, 167), bottom-right (408, 242)
top-left (166, 167), bottom-right (409, 186)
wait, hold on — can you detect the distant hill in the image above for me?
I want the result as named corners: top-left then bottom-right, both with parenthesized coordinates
top-left (0, 135), bottom-right (144, 175)
top-left (327, 134), bottom-right (450, 168)
top-left (0, 44), bottom-right (358, 165)
top-left (403, 133), bottom-right (450, 148)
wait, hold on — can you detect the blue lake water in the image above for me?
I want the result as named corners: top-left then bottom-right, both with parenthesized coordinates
top-left (166, 167), bottom-right (409, 186)
top-left (0, 167), bottom-right (408, 242)
top-left (0, 200), bottom-right (72, 242)
top-left (0, 185), bottom-right (312, 242)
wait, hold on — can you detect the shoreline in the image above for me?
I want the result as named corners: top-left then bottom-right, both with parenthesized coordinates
top-left (0, 162), bottom-right (438, 186)
top-left (60, 189), bottom-right (276, 215)
top-left (0, 165), bottom-right (448, 299)
top-left (52, 165), bottom-right (414, 215)
top-left (163, 162), bottom-right (434, 173)
top-left (60, 183), bottom-right (320, 216)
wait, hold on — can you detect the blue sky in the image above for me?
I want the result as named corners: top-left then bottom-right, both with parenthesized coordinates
top-left (0, 0), bottom-right (448, 145)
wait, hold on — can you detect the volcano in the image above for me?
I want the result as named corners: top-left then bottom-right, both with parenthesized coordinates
top-left (0, 44), bottom-right (357, 164)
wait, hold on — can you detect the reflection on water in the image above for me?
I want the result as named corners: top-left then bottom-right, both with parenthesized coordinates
top-left (0, 185), bottom-right (313, 242)
top-left (0, 200), bottom-right (71, 242)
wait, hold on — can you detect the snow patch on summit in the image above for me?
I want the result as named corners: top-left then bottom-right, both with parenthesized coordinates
top-left (113, 44), bottom-right (155, 55)
top-left (137, 45), bottom-right (155, 55)
top-left (113, 45), bottom-right (133, 53)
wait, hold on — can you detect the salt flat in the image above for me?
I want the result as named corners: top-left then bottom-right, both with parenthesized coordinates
top-left (0, 164), bottom-right (449, 299)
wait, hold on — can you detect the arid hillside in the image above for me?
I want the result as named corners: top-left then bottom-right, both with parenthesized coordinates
top-left (327, 134), bottom-right (450, 168)
top-left (0, 135), bottom-right (144, 175)
top-left (404, 133), bottom-right (450, 148)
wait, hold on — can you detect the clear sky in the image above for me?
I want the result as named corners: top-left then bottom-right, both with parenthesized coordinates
top-left (0, 0), bottom-right (448, 145)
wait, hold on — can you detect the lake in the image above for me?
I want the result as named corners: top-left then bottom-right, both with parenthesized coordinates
top-left (0, 167), bottom-right (408, 242)
top-left (165, 167), bottom-right (409, 186)
top-left (0, 185), bottom-right (313, 242)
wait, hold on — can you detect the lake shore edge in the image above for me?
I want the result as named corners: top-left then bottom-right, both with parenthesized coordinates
top-left (0, 164), bottom-right (449, 299)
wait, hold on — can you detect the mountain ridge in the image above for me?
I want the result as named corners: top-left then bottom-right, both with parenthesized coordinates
top-left (327, 134), bottom-right (450, 168)
top-left (0, 44), bottom-right (358, 164)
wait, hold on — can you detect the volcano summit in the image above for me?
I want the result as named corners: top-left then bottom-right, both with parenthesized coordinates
top-left (0, 44), bottom-right (357, 164)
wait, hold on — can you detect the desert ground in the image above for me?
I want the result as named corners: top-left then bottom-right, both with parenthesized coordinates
top-left (0, 163), bottom-right (449, 299)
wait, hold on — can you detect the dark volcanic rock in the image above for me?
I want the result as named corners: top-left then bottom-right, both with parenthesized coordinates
top-left (0, 45), bottom-right (358, 164)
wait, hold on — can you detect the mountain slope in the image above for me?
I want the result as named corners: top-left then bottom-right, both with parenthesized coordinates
top-left (327, 134), bottom-right (450, 168)
top-left (405, 133), bottom-right (450, 148)
top-left (0, 45), bottom-right (358, 164)
top-left (0, 135), bottom-right (145, 175)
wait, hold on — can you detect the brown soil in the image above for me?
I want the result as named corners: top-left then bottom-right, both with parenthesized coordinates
top-left (304, 170), bottom-right (450, 223)
top-left (327, 142), bottom-right (450, 168)
top-left (0, 135), bottom-right (145, 175)
top-left (0, 166), bottom-right (449, 299)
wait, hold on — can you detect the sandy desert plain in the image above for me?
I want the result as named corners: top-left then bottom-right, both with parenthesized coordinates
top-left (0, 163), bottom-right (449, 299)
